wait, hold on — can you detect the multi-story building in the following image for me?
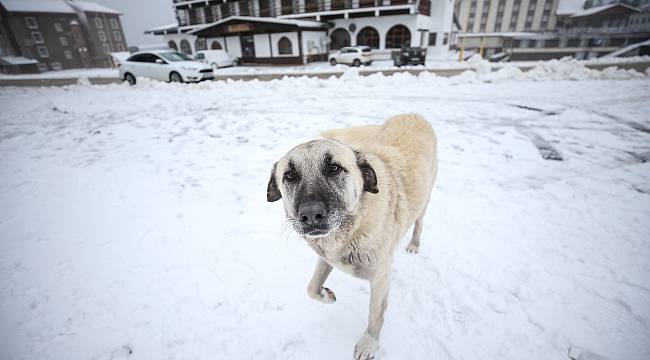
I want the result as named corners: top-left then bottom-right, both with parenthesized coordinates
top-left (455, 0), bottom-right (559, 33)
top-left (146, 0), bottom-right (456, 64)
top-left (455, 0), bottom-right (650, 60)
top-left (0, 0), bottom-right (126, 74)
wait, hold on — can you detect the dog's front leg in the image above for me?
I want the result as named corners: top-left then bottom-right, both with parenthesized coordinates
top-left (307, 257), bottom-right (336, 304)
top-left (354, 273), bottom-right (390, 360)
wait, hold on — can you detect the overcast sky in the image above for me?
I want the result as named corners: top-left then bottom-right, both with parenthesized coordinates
top-left (83, 0), bottom-right (176, 46)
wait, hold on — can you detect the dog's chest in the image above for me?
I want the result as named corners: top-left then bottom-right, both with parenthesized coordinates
top-left (311, 242), bottom-right (376, 279)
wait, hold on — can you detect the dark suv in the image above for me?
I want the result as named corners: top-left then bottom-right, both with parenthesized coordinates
top-left (392, 46), bottom-right (426, 66)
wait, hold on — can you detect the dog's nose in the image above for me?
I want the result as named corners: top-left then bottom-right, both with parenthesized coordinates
top-left (298, 202), bottom-right (326, 225)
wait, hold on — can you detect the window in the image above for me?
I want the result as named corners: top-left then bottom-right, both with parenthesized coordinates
top-left (37, 63), bottom-right (48, 72)
top-left (114, 31), bottom-right (122, 41)
top-left (31, 32), bottom-right (44, 44)
top-left (385, 25), bottom-right (411, 49)
top-left (59, 36), bottom-right (68, 46)
top-left (428, 32), bottom-right (437, 46)
top-left (443, 33), bottom-right (449, 45)
top-left (195, 7), bottom-right (206, 23)
top-left (520, 39), bottom-right (529, 48)
top-left (110, 18), bottom-right (119, 29)
top-left (94, 17), bottom-right (103, 28)
top-left (278, 36), bottom-right (292, 54)
top-left (37, 45), bottom-right (49, 58)
top-left (50, 62), bottom-right (62, 71)
top-left (102, 43), bottom-right (111, 54)
top-left (210, 40), bottom-right (222, 49)
top-left (98, 31), bottom-right (107, 42)
top-left (536, 39), bottom-right (544, 48)
top-left (356, 27), bottom-right (379, 49)
top-left (117, 43), bottom-right (126, 52)
top-left (25, 17), bottom-right (38, 29)
top-left (54, 22), bottom-right (63, 32)
top-left (330, 28), bottom-right (350, 50)
top-left (195, 37), bottom-right (207, 51)
top-left (64, 50), bottom-right (73, 60)
top-left (168, 40), bottom-right (178, 50)
top-left (180, 39), bottom-right (192, 54)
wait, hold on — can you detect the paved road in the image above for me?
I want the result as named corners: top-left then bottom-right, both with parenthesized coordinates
top-left (1, 61), bottom-right (648, 87)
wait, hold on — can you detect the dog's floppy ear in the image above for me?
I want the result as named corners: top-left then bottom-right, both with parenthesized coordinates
top-left (355, 151), bottom-right (379, 194)
top-left (267, 163), bottom-right (282, 202)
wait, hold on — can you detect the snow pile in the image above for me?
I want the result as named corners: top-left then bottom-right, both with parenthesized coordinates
top-left (1, 69), bottom-right (650, 360)
top-left (524, 58), bottom-right (646, 81)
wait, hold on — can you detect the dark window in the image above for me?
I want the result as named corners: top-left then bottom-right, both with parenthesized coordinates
top-left (180, 39), bottom-right (192, 54)
top-left (260, 0), bottom-right (271, 16)
top-left (385, 25), bottom-right (411, 48)
top-left (330, 28), bottom-right (351, 50)
top-left (281, 0), bottom-right (293, 14)
top-left (211, 40), bottom-right (222, 49)
top-left (305, 0), bottom-right (318, 12)
top-left (429, 32), bottom-right (437, 46)
top-left (195, 38), bottom-right (207, 51)
top-left (356, 27), bottom-right (379, 49)
top-left (168, 40), bottom-right (178, 50)
top-left (278, 36), bottom-right (292, 54)
top-left (443, 32), bottom-right (449, 45)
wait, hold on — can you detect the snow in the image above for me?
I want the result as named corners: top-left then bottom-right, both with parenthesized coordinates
top-left (570, 3), bottom-right (639, 17)
top-left (65, 0), bottom-right (120, 15)
top-left (1, 64), bottom-right (650, 360)
top-left (0, 56), bottom-right (38, 65)
top-left (0, 0), bottom-right (74, 13)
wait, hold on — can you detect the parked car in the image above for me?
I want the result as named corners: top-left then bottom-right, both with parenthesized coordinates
top-left (119, 50), bottom-right (213, 85)
top-left (329, 46), bottom-right (373, 67)
top-left (392, 46), bottom-right (426, 66)
top-left (195, 50), bottom-right (237, 69)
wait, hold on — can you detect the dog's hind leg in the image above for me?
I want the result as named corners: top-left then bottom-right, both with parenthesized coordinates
top-left (407, 196), bottom-right (430, 254)
top-left (307, 257), bottom-right (336, 304)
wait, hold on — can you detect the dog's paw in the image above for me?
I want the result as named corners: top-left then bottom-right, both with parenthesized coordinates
top-left (406, 242), bottom-right (419, 254)
top-left (308, 286), bottom-right (336, 304)
top-left (354, 333), bottom-right (379, 360)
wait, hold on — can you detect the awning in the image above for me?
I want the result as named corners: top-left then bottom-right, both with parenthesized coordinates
top-left (190, 16), bottom-right (328, 37)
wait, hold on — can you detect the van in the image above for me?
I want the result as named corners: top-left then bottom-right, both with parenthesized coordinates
top-left (195, 50), bottom-right (237, 69)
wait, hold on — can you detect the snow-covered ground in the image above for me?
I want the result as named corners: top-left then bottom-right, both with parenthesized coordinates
top-left (1, 64), bottom-right (649, 360)
top-left (2, 55), bottom-right (648, 80)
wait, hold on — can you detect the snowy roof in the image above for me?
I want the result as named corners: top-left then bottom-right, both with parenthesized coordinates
top-left (0, 56), bottom-right (39, 65)
top-left (0, 0), bottom-right (75, 13)
top-left (570, 3), bottom-right (639, 17)
top-left (189, 16), bottom-right (327, 34)
top-left (65, 0), bottom-right (120, 14)
top-left (556, 0), bottom-right (585, 15)
top-left (144, 23), bottom-right (179, 34)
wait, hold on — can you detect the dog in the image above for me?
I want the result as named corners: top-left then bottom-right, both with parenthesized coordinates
top-left (266, 113), bottom-right (437, 359)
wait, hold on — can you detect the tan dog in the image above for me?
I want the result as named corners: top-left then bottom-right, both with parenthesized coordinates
top-left (267, 114), bottom-right (437, 359)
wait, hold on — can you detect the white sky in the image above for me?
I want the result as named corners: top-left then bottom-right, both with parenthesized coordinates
top-left (77, 0), bottom-right (176, 46)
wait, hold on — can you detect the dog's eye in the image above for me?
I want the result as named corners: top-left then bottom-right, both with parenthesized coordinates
top-left (284, 171), bottom-right (297, 181)
top-left (328, 164), bottom-right (341, 174)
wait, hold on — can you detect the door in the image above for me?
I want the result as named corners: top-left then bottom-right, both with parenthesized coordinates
top-left (240, 35), bottom-right (255, 61)
top-left (341, 48), bottom-right (355, 64)
top-left (150, 55), bottom-right (171, 81)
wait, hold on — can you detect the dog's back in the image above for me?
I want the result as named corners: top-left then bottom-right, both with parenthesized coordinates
top-left (322, 114), bottom-right (437, 227)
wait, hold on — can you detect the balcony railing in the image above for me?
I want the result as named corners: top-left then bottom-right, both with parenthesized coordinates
top-left (176, 0), bottom-right (427, 27)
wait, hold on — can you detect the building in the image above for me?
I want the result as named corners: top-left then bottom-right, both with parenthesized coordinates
top-left (455, 0), bottom-right (559, 33)
top-left (455, 0), bottom-right (650, 60)
top-left (0, 0), bottom-right (126, 74)
top-left (145, 0), bottom-right (456, 64)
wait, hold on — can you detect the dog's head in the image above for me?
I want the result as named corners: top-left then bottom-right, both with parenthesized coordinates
top-left (267, 139), bottom-right (378, 238)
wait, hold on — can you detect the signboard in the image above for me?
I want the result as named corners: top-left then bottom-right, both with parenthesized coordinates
top-left (227, 24), bottom-right (253, 33)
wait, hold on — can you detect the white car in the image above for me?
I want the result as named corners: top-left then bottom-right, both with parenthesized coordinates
top-left (329, 46), bottom-right (373, 67)
top-left (119, 50), bottom-right (214, 85)
top-left (195, 50), bottom-right (237, 69)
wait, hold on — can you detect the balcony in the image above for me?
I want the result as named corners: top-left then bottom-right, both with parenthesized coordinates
top-left (175, 0), bottom-right (430, 28)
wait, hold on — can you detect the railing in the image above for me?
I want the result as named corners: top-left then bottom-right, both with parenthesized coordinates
top-left (177, 0), bottom-right (422, 27)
